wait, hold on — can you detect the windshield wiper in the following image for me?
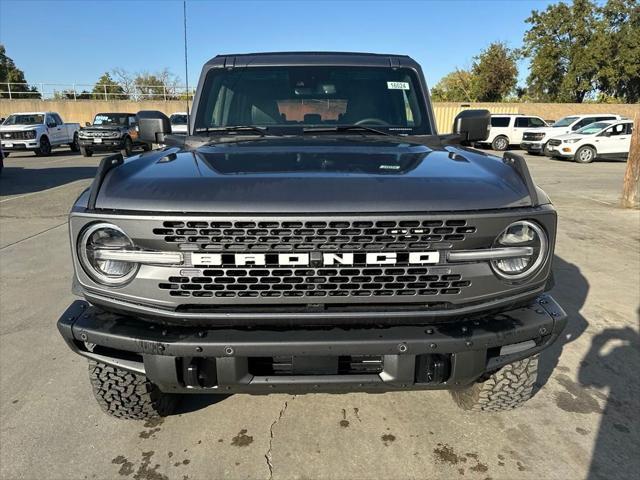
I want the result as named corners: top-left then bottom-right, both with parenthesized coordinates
top-left (194, 125), bottom-right (270, 136)
top-left (303, 125), bottom-right (393, 136)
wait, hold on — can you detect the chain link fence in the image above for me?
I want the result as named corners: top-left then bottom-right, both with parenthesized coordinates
top-left (0, 82), bottom-right (195, 101)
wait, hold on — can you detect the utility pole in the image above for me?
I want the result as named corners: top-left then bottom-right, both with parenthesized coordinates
top-left (621, 111), bottom-right (639, 208)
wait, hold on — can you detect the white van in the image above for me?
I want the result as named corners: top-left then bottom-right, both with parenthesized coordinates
top-left (480, 114), bottom-right (548, 151)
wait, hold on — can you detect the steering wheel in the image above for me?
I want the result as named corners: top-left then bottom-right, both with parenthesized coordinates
top-left (354, 118), bottom-right (390, 126)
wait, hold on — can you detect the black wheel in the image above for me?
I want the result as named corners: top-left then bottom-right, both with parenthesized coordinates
top-left (491, 135), bottom-right (509, 151)
top-left (575, 145), bottom-right (596, 164)
top-left (141, 142), bottom-right (152, 152)
top-left (80, 146), bottom-right (93, 157)
top-left (88, 360), bottom-right (178, 420)
top-left (70, 132), bottom-right (80, 152)
top-left (35, 136), bottom-right (51, 156)
top-left (121, 136), bottom-right (133, 157)
top-left (450, 355), bottom-right (538, 412)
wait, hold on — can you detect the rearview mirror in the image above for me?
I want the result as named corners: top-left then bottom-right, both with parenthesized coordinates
top-left (452, 109), bottom-right (491, 142)
top-left (137, 110), bottom-right (171, 144)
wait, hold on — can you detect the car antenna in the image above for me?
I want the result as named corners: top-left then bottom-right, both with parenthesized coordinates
top-left (183, 0), bottom-right (190, 135)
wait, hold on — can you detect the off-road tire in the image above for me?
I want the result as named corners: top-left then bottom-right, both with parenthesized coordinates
top-left (491, 135), bottom-right (509, 151)
top-left (450, 355), bottom-right (538, 412)
top-left (80, 146), bottom-right (93, 157)
top-left (575, 145), bottom-right (596, 164)
top-left (34, 136), bottom-right (51, 156)
top-left (121, 136), bottom-right (133, 157)
top-left (88, 360), bottom-right (177, 420)
top-left (69, 133), bottom-right (80, 152)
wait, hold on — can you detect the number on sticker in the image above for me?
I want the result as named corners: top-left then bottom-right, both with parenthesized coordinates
top-left (387, 81), bottom-right (410, 90)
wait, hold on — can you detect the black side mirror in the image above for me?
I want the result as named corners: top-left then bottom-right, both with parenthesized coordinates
top-left (600, 131), bottom-right (611, 137)
top-left (452, 109), bottom-right (490, 142)
top-left (85, 121), bottom-right (91, 127)
top-left (137, 110), bottom-right (171, 143)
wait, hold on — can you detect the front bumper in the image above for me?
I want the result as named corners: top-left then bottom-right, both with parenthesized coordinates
top-left (520, 141), bottom-right (544, 151)
top-left (1, 140), bottom-right (38, 151)
top-left (545, 144), bottom-right (574, 158)
top-left (79, 138), bottom-right (125, 150)
top-left (58, 295), bottom-right (567, 394)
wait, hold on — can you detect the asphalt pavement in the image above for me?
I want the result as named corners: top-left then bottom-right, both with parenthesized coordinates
top-left (0, 147), bottom-right (638, 480)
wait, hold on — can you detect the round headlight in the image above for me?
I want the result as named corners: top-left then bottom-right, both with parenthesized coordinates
top-left (491, 220), bottom-right (548, 280)
top-left (78, 223), bottom-right (138, 285)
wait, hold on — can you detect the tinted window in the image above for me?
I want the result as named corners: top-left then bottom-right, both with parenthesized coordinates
top-left (52, 113), bottom-right (63, 125)
top-left (595, 116), bottom-right (616, 123)
top-left (45, 114), bottom-right (56, 126)
top-left (195, 66), bottom-right (430, 134)
top-left (3, 114), bottom-right (45, 125)
top-left (170, 114), bottom-right (189, 125)
top-left (572, 117), bottom-right (597, 130)
top-left (553, 116), bottom-right (579, 127)
top-left (93, 113), bottom-right (133, 126)
top-left (529, 117), bottom-right (546, 127)
top-left (491, 117), bottom-right (510, 127)
top-left (626, 123), bottom-right (634, 135)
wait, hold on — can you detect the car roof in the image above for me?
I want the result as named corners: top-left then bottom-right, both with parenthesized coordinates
top-left (205, 51), bottom-right (419, 68)
top-left (9, 112), bottom-right (47, 115)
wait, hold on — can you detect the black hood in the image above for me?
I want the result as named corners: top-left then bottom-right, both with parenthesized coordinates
top-left (95, 137), bottom-right (534, 213)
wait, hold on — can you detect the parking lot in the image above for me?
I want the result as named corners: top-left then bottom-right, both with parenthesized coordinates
top-left (0, 149), bottom-right (638, 480)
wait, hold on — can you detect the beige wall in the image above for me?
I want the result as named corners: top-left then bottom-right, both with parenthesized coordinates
top-left (0, 100), bottom-right (191, 126)
top-left (1, 99), bottom-right (637, 132)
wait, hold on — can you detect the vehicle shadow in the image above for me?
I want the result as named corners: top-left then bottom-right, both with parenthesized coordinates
top-left (581, 324), bottom-right (640, 479)
top-left (0, 165), bottom-right (97, 196)
top-left (535, 255), bottom-right (589, 390)
top-left (173, 394), bottom-right (233, 415)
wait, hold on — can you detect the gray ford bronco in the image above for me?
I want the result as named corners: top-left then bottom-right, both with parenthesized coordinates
top-left (57, 52), bottom-right (567, 420)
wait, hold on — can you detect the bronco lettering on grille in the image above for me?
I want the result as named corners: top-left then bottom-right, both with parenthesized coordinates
top-left (191, 251), bottom-right (440, 266)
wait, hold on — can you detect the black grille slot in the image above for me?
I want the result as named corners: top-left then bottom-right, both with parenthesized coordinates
top-left (248, 355), bottom-right (383, 376)
top-left (163, 266), bottom-right (471, 299)
top-left (155, 218), bottom-right (475, 252)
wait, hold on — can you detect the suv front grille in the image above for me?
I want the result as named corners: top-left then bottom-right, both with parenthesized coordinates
top-left (547, 139), bottom-right (562, 146)
top-left (159, 266), bottom-right (471, 299)
top-left (523, 132), bottom-right (545, 141)
top-left (153, 219), bottom-right (476, 252)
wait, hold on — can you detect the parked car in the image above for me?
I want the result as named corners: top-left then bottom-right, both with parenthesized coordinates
top-left (58, 51), bottom-right (566, 420)
top-left (479, 114), bottom-right (547, 151)
top-left (520, 114), bottom-right (622, 155)
top-left (78, 113), bottom-right (151, 157)
top-left (545, 119), bottom-right (634, 163)
top-left (169, 112), bottom-right (189, 134)
top-left (0, 112), bottom-right (80, 156)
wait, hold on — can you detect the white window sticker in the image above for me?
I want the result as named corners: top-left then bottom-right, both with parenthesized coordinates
top-left (387, 81), bottom-right (410, 90)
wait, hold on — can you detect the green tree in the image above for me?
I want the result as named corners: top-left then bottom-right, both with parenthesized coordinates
top-left (521, 0), bottom-right (600, 102)
top-left (471, 42), bottom-right (518, 102)
top-left (92, 72), bottom-right (127, 100)
top-left (594, 0), bottom-right (640, 103)
top-left (430, 69), bottom-right (477, 102)
top-left (0, 44), bottom-right (40, 99)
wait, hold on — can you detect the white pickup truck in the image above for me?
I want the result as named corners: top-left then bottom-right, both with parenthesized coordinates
top-left (0, 112), bottom-right (80, 156)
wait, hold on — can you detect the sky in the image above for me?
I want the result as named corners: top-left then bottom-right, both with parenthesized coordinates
top-left (0, 0), bottom-right (559, 90)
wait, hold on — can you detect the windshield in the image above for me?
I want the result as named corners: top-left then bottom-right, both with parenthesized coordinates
top-left (195, 66), bottom-right (430, 134)
top-left (170, 114), bottom-right (188, 125)
top-left (3, 114), bottom-right (44, 125)
top-left (92, 113), bottom-right (133, 126)
top-left (553, 116), bottom-right (579, 127)
top-left (576, 122), bottom-right (610, 135)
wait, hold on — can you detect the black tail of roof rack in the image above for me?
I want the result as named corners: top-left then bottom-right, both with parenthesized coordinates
top-left (87, 153), bottom-right (124, 210)
top-left (502, 151), bottom-right (540, 207)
